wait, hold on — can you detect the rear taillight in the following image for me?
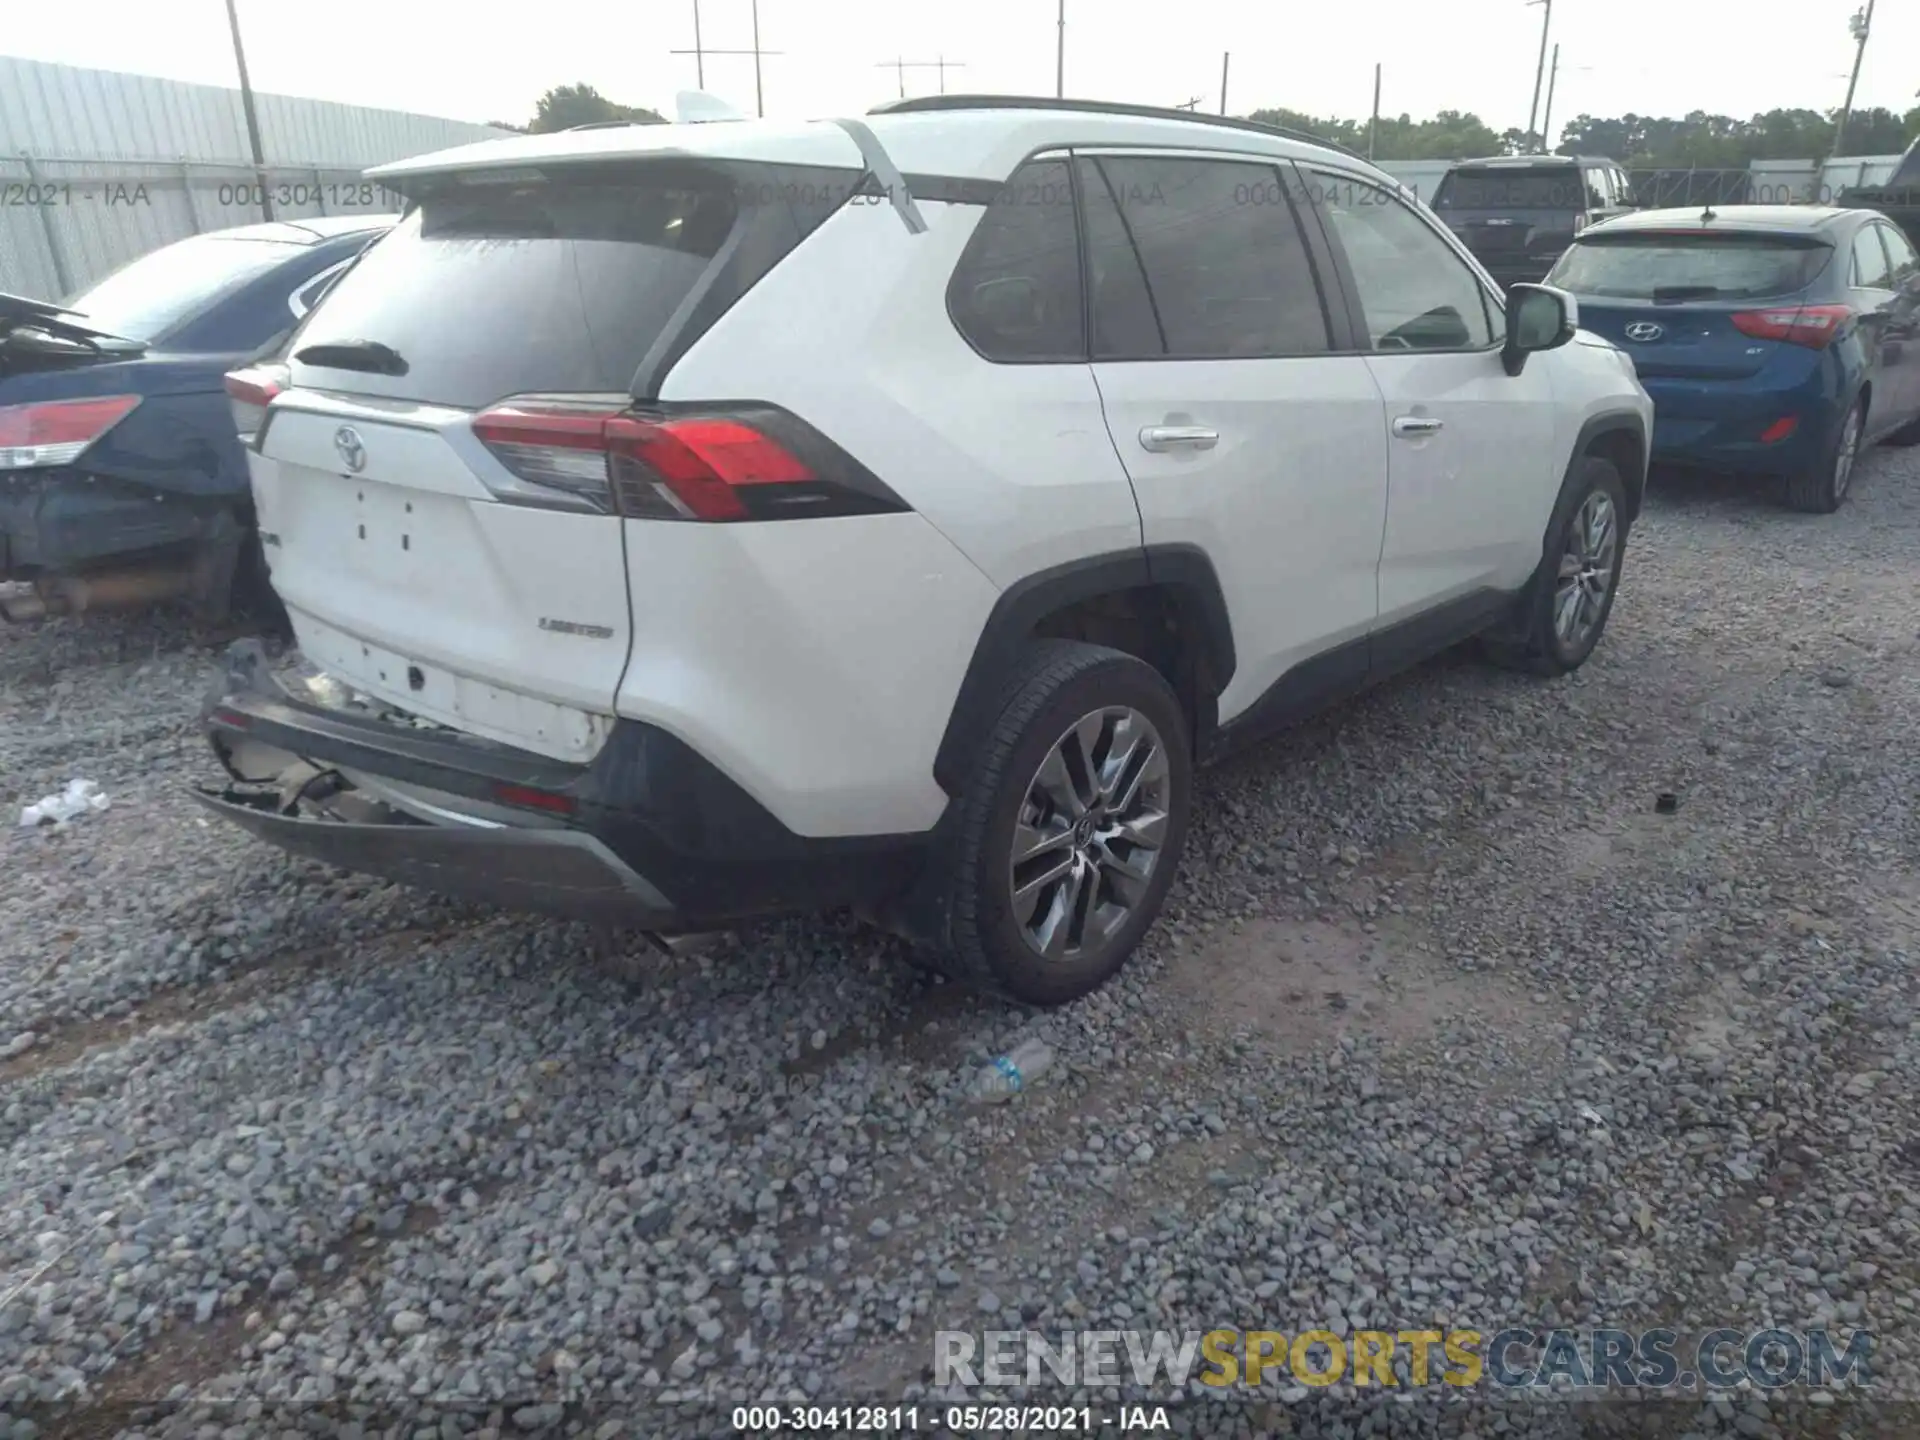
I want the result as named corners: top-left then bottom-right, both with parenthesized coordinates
top-left (1731, 304), bottom-right (1852, 350)
top-left (224, 365), bottom-right (288, 447)
top-left (471, 398), bottom-right (908, 522)
top-left (0, 395), bottom-right (141, 471)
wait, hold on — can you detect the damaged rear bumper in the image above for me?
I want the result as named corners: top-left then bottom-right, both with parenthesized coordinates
top-left (194, 787), bottom-right (677, 925)
top-left (196, 641), bottom-right (932, 930)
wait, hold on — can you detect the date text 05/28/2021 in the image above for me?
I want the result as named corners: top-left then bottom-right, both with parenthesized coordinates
top-left (729, 1404), bottom-right (1170, 1432)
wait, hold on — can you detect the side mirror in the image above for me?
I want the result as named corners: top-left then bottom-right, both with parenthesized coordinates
top-left (1502, 283), bottom-right (1579, 376)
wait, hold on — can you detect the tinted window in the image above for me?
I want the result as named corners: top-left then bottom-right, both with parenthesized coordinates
top-left (290, 170), bottom-right (738, 407)
top-left (1085, 156), bottom-right (1330, 359)
top-left (949, 159), bottom-right (1083, 362)
top-left (1852, 227), bottom-right (1894, 289)
top-left (1882, 224), bottom-right (1919, 282)
top-left (1309, 170), bottom-right (1496, 351)
top-left (1547, 234), bottom-right (1832, 301)
top-left (1585, 168), bottom-right (1610, 209)
top-left (1076, 160), bottom-right (1162, 359)
top-left (61, 234), bottom-right (309, 343)
top-left (1432, 166), bottom-right (1585, 211)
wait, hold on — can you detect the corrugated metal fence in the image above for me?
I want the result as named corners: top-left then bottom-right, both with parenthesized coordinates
top-left (0, 55), bottom-right (512, 299)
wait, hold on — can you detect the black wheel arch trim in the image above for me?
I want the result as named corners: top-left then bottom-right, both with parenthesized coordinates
top-left (1566, 410), bottom-right (1648, 522)
top-left (931, 544), bottom-right (1235, 796)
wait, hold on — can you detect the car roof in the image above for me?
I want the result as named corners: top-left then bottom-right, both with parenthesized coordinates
top-left (1448, 154), bottom-right (1613, 168)
top-left (202, 215), bottom-right (398, 245)
top-left (367, 98), bottom-right (1394, 189)
top-left (1586, 204), bottom-right (1860, 235)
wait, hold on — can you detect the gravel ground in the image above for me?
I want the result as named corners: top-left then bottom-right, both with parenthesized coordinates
top-left (3, 443), bottom-right (1919, 1440)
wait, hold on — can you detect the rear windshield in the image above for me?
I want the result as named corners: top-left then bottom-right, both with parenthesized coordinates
top-left (288, 170), bottom-right (739, 408)
top-left (1546, 233), bottom-right (1833, 301)
top-left (1433, 167), bottom-right (1583, 211)
top-left (62, 235), bottom-right (308, 342)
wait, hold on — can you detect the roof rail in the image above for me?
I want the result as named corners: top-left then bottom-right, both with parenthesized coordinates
top-left (866, 94), bottom-right (1369, 164)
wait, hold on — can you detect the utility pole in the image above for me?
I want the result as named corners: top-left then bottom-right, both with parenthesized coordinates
top-left (1056, 0), bottom-right (1066, 98)
top-left (877, 58), bottom-right (964, 99)
top-left (1219, 53), bottom-right (1230, 115)
top-left (1368, 63), bottom-right (1382, 160)
top-left (1539, 44), bottom-right (1560, 154)
top-left (1827, 0), bottom-right (1875, 173)
top-left (1174, 96), bottom-right (1204, 112)
top-left (751, 0), bottom-right (763, 120)
top-left (1525, 0), bottom-right (1552, 153)
top-left (223, 0), bottom-right (273, 221)
top-left (671, 2), bottom-right (782, 116)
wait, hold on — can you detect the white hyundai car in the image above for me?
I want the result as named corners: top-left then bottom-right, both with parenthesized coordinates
top-left (204, 96), bottom-right (1652, 1006)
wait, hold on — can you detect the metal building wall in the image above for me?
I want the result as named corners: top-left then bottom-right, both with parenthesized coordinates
top-left (0, 56), bottom-right (513, 299)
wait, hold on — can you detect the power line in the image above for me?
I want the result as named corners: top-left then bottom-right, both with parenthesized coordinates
top-left (875, 56), bottom-right (967, 99)
top-left (672, 0), bottom-right (783, 116)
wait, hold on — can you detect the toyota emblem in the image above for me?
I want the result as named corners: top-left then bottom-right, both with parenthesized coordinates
top-left (1624, 322), bottom-right (1664, 342)
top-left (334, 425), bottom-right (367, 473)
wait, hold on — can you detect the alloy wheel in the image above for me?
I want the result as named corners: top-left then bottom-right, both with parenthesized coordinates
top-left (1833, 404), bottom-right (1862, 503)
top-left (1008, 706), bottom-right (1171, 961)
top-left (1552, 489), bottom-right (1618, 649)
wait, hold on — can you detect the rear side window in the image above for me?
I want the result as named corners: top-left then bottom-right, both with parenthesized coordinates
top-left (289, 169), bottom-right (740, 408)
top-left (1548, 234), bottom-right (1833, 301)
top-left (1433, 166), bottom-right (1584, 211)
top-left (948, 159), bottom-right (1084, 362)
top-left (1851, 227), bottom-right (1894, 289)
top-left (1084, 156), bottom-right (1331, 359)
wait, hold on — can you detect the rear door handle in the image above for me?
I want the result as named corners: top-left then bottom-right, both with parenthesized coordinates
top-left (1139, 425), bottom-right (1219, 452)
top-left (1392, 416), bottom-right (1445, 438)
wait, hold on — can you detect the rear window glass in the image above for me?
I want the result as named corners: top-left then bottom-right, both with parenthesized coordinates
top-left (289, 172), bottom-right (738, 408)
top-left (1432, 167), bottom-right (1584, 211)
top-left (1546, 234), bottom-right (1833, 301)
top-left (62, 235), bottom-right (308, 342)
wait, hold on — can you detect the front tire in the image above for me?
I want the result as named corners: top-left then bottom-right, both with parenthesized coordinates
top-left (936, 640), bottom-right (1191, 1006)
top-left (1785, 398), bottom-right (1864, 513)
top-left (1485, 455), bottom-right (1629, 677)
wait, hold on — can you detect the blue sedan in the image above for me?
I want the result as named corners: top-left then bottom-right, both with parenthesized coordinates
top-left (0, 214), bottom-right (395, 619)
top-left (1544, 205), bottom-right (1920, 513)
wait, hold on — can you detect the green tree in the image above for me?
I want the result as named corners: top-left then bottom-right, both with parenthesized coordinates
top-left (1833, 107), bottom-right (1912, 156)
top-left (527, 84), bottom-right (665, 133)
top-left (1246, 107), bottom-right (1499, 160)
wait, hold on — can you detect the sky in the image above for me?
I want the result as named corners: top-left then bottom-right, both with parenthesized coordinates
top-left (3, 0), bottom-right (1916, 139)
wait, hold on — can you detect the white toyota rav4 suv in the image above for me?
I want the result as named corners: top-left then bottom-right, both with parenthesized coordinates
top-left (204, 97), bottom-right (1652, 1006)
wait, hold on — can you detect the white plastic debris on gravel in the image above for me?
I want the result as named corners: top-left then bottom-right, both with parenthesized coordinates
top-left (18, 777), bottom-right (110, 828)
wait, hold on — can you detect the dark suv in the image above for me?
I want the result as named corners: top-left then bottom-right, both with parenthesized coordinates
top-left (1432, 155), bottom-right (1634, 289)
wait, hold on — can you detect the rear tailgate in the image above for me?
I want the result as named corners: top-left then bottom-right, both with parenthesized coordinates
top-left (252, 390), bottom-right (632, 760)
top-left (1548, 228), bottom-right (1839, 380)
top-left (249, 155), bottom-right (851, 762)
top-left (1432, 165), bottom-right (1588, 271)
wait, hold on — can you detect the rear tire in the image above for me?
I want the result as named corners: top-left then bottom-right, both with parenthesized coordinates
top-left (1483, 455), bottom-right (1629, 677)
top-left (934, 640), bottom-right (1191, 1006)
top-left (1785, 398), bottom-right (1864, 513)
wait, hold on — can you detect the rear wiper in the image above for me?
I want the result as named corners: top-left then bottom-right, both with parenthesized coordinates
top-left (293, 338), bottom-right (409, 375)
top-left (1652, 285), bottom-right (1720, 303)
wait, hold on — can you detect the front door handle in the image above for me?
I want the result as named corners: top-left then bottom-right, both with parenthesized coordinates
top-left (1139, 425), bottom-right (1219, 452)
top-left (1392, 416), bottom-right (1445, 438)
